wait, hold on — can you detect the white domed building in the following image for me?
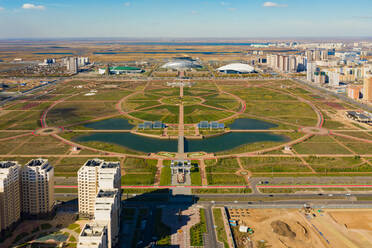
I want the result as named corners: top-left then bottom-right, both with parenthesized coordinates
top-left (161, 58), bottom-right (202, 70)
top-left (217, 63), bottom-right (256, 74)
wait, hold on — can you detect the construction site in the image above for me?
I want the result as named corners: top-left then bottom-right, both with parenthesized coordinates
top-left (227, 207), bottom-right (372, 248)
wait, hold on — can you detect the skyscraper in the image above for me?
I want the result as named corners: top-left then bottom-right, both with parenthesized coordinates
top-left (21, 159), bottom-right (54, 217)
top-left (363, 75), bottom-right (372, 102)
top-left (78, 159), bottom-right (121, 218)
top-left (67, 57), bottom-right (78, 73)
top-left (0, 161), bottom-right (21, 234)
top-left (94, 189), bottom-right (120, 248)
top-left (78, 159), bottom-right (104, 218)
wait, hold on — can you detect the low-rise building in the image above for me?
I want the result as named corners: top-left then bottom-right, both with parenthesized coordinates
top-left (98, 66), bottom-right (144, 75)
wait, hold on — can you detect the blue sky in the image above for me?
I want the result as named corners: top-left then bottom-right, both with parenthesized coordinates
top-left (0, 0), bottom-right (371, 38)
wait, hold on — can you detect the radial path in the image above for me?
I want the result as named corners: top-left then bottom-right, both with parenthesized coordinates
top-left (177, 85), bottom-right (185, 158)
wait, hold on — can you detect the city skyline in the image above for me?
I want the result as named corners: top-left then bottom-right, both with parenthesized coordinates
top-left (0, 0), bottom-right (372, 38)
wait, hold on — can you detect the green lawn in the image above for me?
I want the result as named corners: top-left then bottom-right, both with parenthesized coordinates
top-left (305, 156), bottom-right (372, 172)
top-left (154, 209), bottom-right (171, 246)
top-left (184, 105), bottom-right (234, 124)
top-left (293, 135), bottom-right (352, 154)
top-left (240, 157), bottom-right (310, 172)
top-left (192, 188), bottom-right (252, 194)
top-left (122, 173), bottom-right (155, 185)
top-left (205, 158), bottom-right (240, 173)
top-left (190, 209), bottom-right (207, 246)
top-left (123, 157), bottom-right (157, 173)
top-left (212, 208), bottom-right (229, 248)
top-left (191, 164), bottom-right (202, 186)
top-left (207, 173), bottom-right (246, 185)
top-left (159, 166), bottom-right (171, 186)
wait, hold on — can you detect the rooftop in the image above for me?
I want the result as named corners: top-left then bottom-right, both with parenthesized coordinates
top-left (80, 224), bottom-right (106, 237)
top-left (97, 190), bottom-right (117, 198)
top-left (26, 159), bottom-right (47, 167)
top-left (101, 162), bottom-right (120, 169)
top-left (0, 161), bottom-right (18, 169)
top-left (217, 63), bottom-right (255, 73)
top-left (85, 159), bottom-right (103, 167)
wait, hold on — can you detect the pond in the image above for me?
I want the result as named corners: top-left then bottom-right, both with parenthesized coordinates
top-left (76, 117), bottom-right (285, 153)
top-left (75, 132), bottom-right (286, 153)
top-left (228, 118), bottom-right (278, 130)
top-left (84, 118), bottom-right (134, 130)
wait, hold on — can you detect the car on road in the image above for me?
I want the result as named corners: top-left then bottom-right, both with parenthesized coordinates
top-left (328, 194), bottom-right (333, 197)
top-left (345, 193), bottom-right (351, 196)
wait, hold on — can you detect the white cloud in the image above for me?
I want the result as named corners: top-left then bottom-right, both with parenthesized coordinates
top-left (191, 10), bottom-right (198, 15)
top-left (124, 2), bottom-right (131, 7)
top-left (227, 7), bottom-right (236, 11)
top-left (220, 1), bottom-right (230, 6)
top-left (22, 3), bottom-right (45, 10)
top-left (263, 2), bottom-right (287, 8)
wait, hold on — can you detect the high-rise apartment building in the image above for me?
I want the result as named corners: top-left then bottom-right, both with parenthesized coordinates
top-left (94, 189), bottom-right (120, 248)
top-left (0, 161), bottom-right (21, 234)
top-left (78, 224), bottom-right (108, 248)
top-left (78, 57), bottom-right (90, 67)
top-left (98, 162), bottom-right (121, 190)
top-left (67, 57), bottom-right (78, 73)
top-left (78, 159), bottom-right (104, 218)
top-left (78, 159), bottom-right (121, 218)
top-left (21, 159), bottom-right (54, 217)
top-left (348, 85), bottom-right (363, 100)
top-left (364, 75), bottom-right (372, 102)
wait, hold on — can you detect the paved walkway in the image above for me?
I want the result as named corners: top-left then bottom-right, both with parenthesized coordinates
top-left (161, 206), bottom-right (200, 248)
top-left (154, 159), bottom-right (163, 186)
top-left (177, 86), bottom-right (185, 159)
top-left (199, 159), bottom-right (208, 186)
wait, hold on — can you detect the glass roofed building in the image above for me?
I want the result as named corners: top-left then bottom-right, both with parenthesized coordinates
top-left (161, 57), bottom-right (202, 70)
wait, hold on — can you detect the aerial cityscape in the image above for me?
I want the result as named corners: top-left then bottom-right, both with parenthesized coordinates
top-left (0, 1), bottom-right (372, 248)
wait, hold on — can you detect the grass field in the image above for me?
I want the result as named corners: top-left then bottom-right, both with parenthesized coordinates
top-left (213, 208), bottom-right (229, 248)
top-left (240, 157), bottom-right (311, 172)
top-left (293, 135), bottom-right (352, 154)
top-left (191, 161), bottom-right (202, 185)
top-left (184, 105), bottom-right (234, 124)
top-left (207, 173), bottom-right (246, 185)
top-left (205, 158), bottom-right (240, 173)
top-left (122, 173), bottom-right (155, 185)
top-left (123, 157), bottom-right (157, 173)
top-left (159, 165), bottom-right (171, 186)
top-left (154, 209), bottom-right (171, 246)
top-left (305, 156), bottom-right (372, 173)
top-left (190, 208), bottom-right (207, 246)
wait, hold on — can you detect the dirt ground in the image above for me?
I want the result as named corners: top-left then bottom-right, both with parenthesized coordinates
top-left (309, 209), bottom-right (372, 248)
top-left (229, 208), bottom-right (326, 248)
top-left (228, 208), bottom-right (372, 248)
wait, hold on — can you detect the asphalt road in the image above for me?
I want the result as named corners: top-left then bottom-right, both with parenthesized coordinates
top-left (204, 205), bottom-right (220, 248)
top-left (0, 77), bottom-right (69, 107)
top-left (55, 192), bottom-right (372, 199)
top-left (294, 78), bottom-right (372, 112)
